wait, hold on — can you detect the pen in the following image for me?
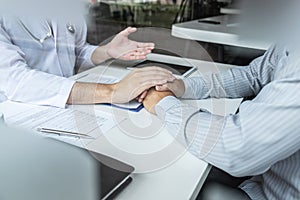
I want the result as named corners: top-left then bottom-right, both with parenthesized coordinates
top-left (75, 73), bottom-right (89, 80)
top-left (0, 113), bottom-right (5, 125)
top-left (37, 128), bottom-right (95, 139)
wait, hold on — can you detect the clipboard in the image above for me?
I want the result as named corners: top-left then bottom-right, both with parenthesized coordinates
top-left (102, 101), bottom-right (144, 112)
top-left (102, 103), bottom-right (144, 112)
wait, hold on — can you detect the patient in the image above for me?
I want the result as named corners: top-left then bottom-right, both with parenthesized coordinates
top-left (142, 43), bottom-right (300, 199)
top-left (141, 1), bottom-right (300, 199)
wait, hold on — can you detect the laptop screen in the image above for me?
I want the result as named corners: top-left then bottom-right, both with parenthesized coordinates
top-left (0, 125), bottom-right (134, 200)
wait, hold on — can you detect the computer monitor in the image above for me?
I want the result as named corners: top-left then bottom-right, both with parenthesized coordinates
top-left (0, 125), bottom-right (134, 200)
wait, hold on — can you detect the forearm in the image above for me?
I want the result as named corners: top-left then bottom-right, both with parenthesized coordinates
top-left (69, 66), bottom-right (175, 105)
top-left (67, 82), bottom-right (114, 104)
top-left (156, 89), bottom-right (300, 177)
top-left (90, 45), bottom-right (111, 65)
top-left (156, 97), bottom-right (259, 177)
top-left (183, 65), bottom-right (266, 99)
top-left (183, 47), bottom-right (278, 100)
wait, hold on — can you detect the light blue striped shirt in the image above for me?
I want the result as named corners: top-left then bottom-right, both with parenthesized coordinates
top-left (156, 45), bottom-right (300, 200)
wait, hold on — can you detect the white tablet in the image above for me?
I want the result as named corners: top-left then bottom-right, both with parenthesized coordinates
top-left (127, 60), bottom-right (196, 77)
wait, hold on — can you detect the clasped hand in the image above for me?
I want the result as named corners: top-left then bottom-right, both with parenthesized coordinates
top-left (110, 67), bottom-right (185, 115)
top-left (142, 79), bottom-right (186, 114)
top-left (105, 27), bottom-right (186, 113)
top-left (111, 67), bottom-right (175, 104)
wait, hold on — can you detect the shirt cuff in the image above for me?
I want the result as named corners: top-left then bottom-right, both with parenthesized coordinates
top-left (79, 44), bottom-right (99, 69)
top-left (86, 45), bottom-right (99, 67)
top-left (54, 79), bottom-right (76, 108)
top-left (182, 77), bottom-right (208, 99)
top-left (155, 96), bottom-right (181, 120)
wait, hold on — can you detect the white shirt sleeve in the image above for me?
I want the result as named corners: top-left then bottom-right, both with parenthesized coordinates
top-left (74, 19), bottom-right (98, 71)
top-left (0, 23), bottom-right (75, 108)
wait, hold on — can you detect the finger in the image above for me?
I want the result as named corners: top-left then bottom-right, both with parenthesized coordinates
top-left (137, 42), bottom-right (155, 48)
top-left (140, 90), bottom-right (148, 99)
top-left (132, 46), bottom-right (154, 53)
top-left (120, 51), bottom-right (150, 60)
top-left (120, 48), bottom-right (154, 60)
top-left (135, 92), bottom-right (146, 102)
top-left (131, 66), bottom-right (174, 76)
top-left (133, 48), bottom-right (153, 54)
top-left (133, 80), bottom-right (165, 95)
top-left (125, 52), bottom-right (147, 58)
top-left (122, 49), bottom-right (152, 58)
top-left (140, 74), bottom-right (176, 83)
top-left (114, 47), bottom-right (148, 57)
top-left (138, 90), bottom-right (148, 102)
top-left (131, 50), bottom-right (151, 56)
top-left (146, 46), bottom-right (155, 51)
top-left (135, 70), bottom-right (175, 82)
top-left (155, 84), bottom-right (170, 91)
top-left (120, 27), bottom-right (137, 37)
top-left (121, 54), bottom-right (147, 60)
top-left (137, 96), bottom-right (143, 102)
top-left (120, 53), bottom-right (142, 60)
top-left (128, 53), bottom-right (150, 59)
top-left (140, 72), bottom-right (176, 82)
top-left (132, 47), bottom-right (150, 52)
top-left (140, 78), bottom-right (174, 91)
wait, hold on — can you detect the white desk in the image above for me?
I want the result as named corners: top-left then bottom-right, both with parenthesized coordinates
top-left (220, 6), bottom-right (241, 15)
top-left (172, 15), bottom-right (270, 50)
top-left (0, 54), bottom-right (242, 200)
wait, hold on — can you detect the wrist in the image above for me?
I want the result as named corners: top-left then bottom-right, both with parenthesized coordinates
top-left (177, 79), bottom-right (186, 98)
top-left (91, 45), bottom-right (112, 65)
top-left (102, 44), bottom-right (112, 60)
top-left (155, 96), bottom-right (181, 119)
top-left (143, 90), bottom-right (174, 115)
top-left (95, 83), bottom-right (115, 103)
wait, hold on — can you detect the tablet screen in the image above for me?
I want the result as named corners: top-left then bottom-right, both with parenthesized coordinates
top-left (129, 60), bottom-right (195, 76)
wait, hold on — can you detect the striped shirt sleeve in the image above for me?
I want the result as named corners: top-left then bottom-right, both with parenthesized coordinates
top-left (156, 45), bottom-right (300, 178)
top-left (182, 46), bottom-right (280, 100)
top-left (156, 80), bottom-right (300, 177)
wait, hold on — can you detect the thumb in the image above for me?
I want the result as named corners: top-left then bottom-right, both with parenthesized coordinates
top-left (121, 27), bottom-right (137, 37)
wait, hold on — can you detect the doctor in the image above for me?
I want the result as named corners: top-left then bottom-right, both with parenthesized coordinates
top-left (0, 15), bottom-right (174, 108)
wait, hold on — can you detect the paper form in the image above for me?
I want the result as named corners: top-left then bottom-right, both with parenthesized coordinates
top-left (5, 106), bottom-right (122, 146)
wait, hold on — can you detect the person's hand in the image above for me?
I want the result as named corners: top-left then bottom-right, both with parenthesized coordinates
top-left (136, 78), bottom-right (185, 103)
top-left (111, 67), bottom-right (175, 104)
top-left (143, 88), bottom-right (174, 115)
top-left (105, 27), bottom-right (155, 60)
top-left (155, 79), bottom-right (185, 97)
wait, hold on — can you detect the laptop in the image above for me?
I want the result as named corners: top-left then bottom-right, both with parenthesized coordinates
top-left (0, 125), bottom-right (134, 200)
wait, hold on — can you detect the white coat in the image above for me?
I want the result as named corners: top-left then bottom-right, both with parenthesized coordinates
top-left (0, 16), bottom-right (98, 107)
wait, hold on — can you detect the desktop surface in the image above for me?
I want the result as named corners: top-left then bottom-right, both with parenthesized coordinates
top-left (0, 54), bottom-right (243, 200)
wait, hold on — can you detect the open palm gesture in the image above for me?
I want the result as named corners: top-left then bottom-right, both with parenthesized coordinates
top-left (106, 27), bottom-right (155, 60)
